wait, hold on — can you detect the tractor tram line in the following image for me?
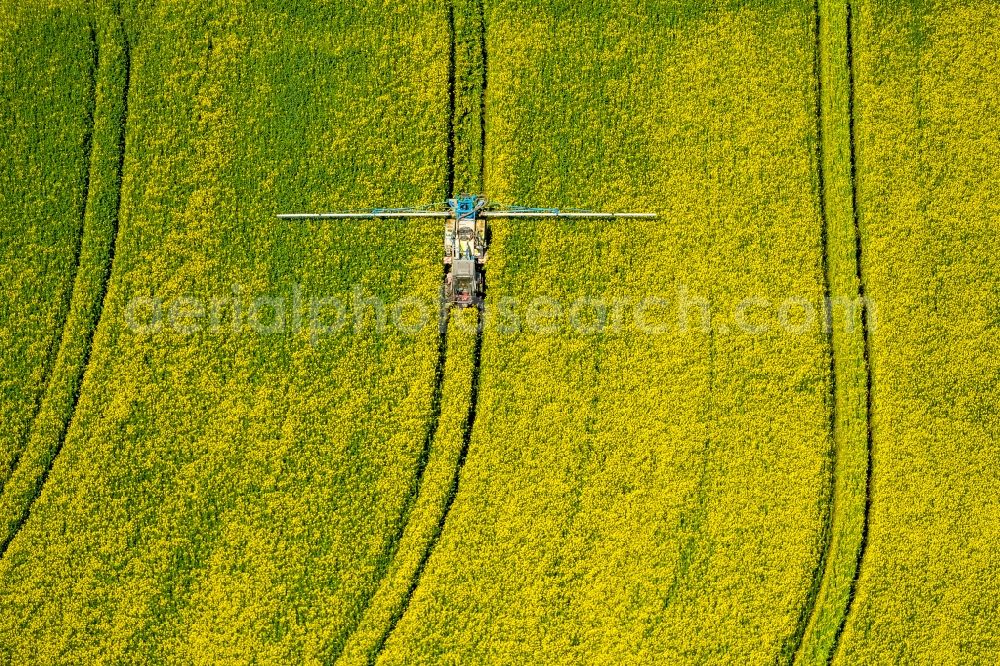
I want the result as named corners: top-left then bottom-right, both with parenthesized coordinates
top-left (371, 0), bottom-right (489, 654)
top-left (831, 0), bottom-right (875, 657)
top-left (784, 0), bottom-right (838, 659)
top-left (2, 23), bottom-right (98, 502)
top-left (277, 1), bottom-right (656, 657)
top-left (792, 1), bottom-right (874, 663)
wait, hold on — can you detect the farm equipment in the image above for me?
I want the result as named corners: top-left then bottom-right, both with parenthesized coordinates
top-left (278, 195), bottom-right (657, 309)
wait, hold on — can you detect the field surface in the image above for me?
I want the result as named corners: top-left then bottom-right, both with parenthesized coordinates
top-left (380, 1), bottom-right (835, 663)
top-left (835, 0), bottom-right (1000, 662)
top-left (0, 0), bottom-right (453, 663)
top-left (0, 0), bottom-right (997, 664)
top-left (0, 1), bottom-right (95, 491)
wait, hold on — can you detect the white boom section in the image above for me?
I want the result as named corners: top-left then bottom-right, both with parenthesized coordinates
top-left (480, 211), bottom-right (656, 218)
top-left (276, 212), bottom-right (451, 219)
top-left (276, 212), bottom-right (657, 220)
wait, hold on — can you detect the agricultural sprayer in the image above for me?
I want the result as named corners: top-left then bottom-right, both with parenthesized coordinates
top-left (278, 195), bottom-right (657, 309)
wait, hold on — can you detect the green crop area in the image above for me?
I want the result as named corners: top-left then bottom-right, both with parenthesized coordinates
top-left (0, 0), bottom-right (997, 664)
top-left (0, 0), bottom-right (453, 662)
top-left (0, 1), bottom-right (95, 491)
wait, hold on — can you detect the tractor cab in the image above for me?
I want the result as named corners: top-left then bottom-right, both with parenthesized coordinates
top-left (445, 258), bottom-right (482, 308)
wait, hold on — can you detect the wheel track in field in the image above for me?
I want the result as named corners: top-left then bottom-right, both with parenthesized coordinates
top-left (327, 303), bottom-right (451, 663)
top-left (789, 1), bottom-right (874, 663)
top-left (1, 21), bottom-right (99, 494)
top-left (326, 1), bottom-right (458, 658)
top-left (782, 1), bottom-right (838, 660)
top-left (830, 1), bottom-right (874, 658)
top-left (330, 1), bottom-right (487, 661)
top-left (370, 313), bottom-right (484, 662)
top-left (370, 2), bottom-right (490, 652)
top-left (658, 323), bottom-right (715, 616)
top-left (328, 5), bottom-right (456, 652)
top-left (0, 12), bottom-right (130, 560)
top-left (370, 0), bottom-right (488, 658)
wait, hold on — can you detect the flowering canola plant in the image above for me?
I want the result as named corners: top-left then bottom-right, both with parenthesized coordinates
top-left (0, 0), bottom-right (95, 488)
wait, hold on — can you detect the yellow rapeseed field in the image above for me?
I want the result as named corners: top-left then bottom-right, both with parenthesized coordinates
top-left (0, 0), bottom-right (453, 662)
top-left (835, 1), bottom-right (1000, 662)
top-left (0, 0), bottom-right (94, 488)
top-left (2, 0), bottom-right (997, 663)
top-left (380, 1), bottom-right (833, 662)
